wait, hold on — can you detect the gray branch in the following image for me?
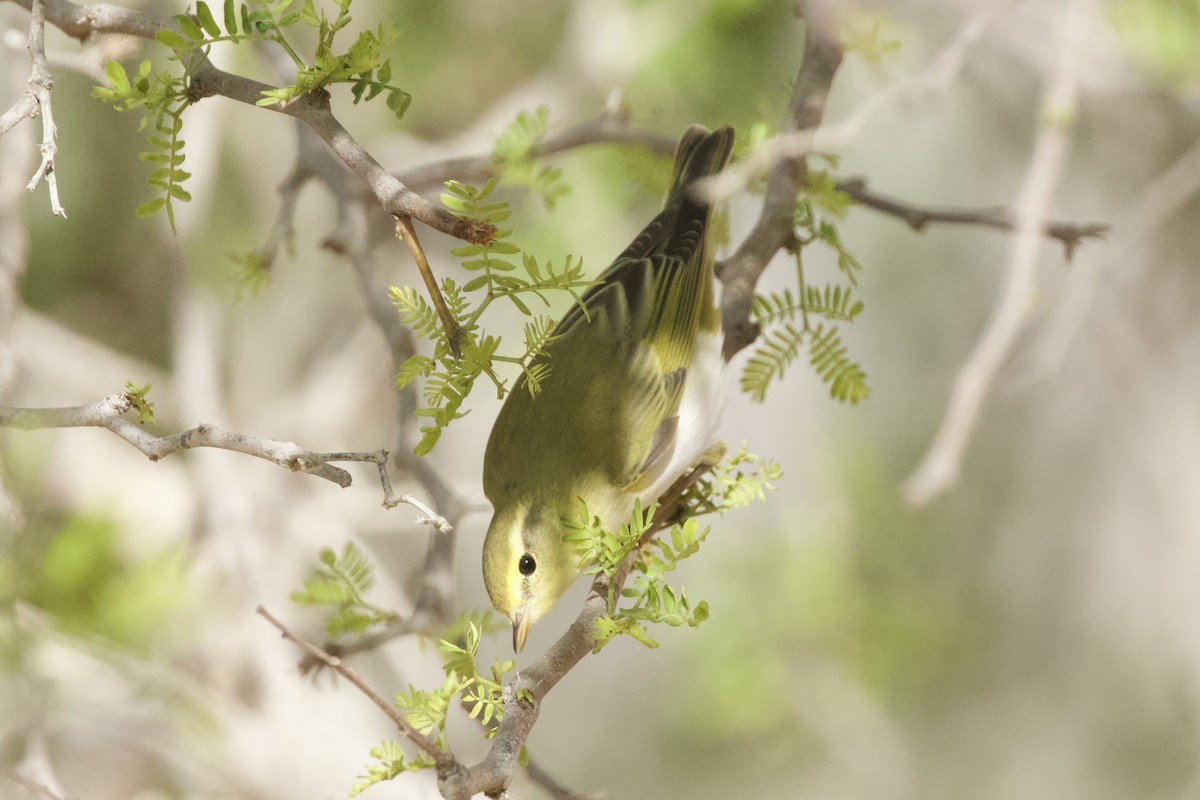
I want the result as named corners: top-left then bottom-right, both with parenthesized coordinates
top-left (0, 391), bottom-right (375, 488)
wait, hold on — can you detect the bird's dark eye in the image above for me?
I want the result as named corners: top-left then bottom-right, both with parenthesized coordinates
top-left (518, 553), bottom-right (537, 576)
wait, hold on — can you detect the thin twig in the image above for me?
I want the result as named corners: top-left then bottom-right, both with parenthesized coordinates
top-left (835, 176), bottom-right (1109, 259)
top-left (23, 0), bottom-right (64, 216)
top-left (902, 0), bottom-right (1085, 507)
top-left (256, 162), bottom-right (312, 270)
top-left (255, 605), bottom-right (453, 766)
top-left (395, 214), bottom-right (463, 358)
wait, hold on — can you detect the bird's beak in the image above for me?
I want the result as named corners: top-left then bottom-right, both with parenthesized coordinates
top-left (512, 608), bottom-right (531, 653)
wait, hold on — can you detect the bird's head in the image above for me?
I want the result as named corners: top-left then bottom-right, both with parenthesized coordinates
top-left (482, 502), bottom-right (581, 653)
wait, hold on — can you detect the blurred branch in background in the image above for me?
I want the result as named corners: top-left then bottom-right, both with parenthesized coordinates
top-left (834, 176), bottom-right (1108, 259)
top-left (703, 2), bottom-right (1009, 203)
top-left (903, 0), bottom-right (1086, 507)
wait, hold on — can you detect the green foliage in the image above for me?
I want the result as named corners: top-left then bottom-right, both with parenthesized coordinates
top-left (841, 11), bottom-right (902, 64)
top-left (91, 60), bottom-right (190, 231)
top-left (123, 380), bottom-right (155, 424)
top-left (229, 251), bottom-right (273, 298)
top-left (355, 616), bottom-right (519, 793)
top-left (437, 621), bottom-right (516, 734)
top-left (1106, 0), bottom-right (1200, 91)
top-left (742, 165), bottom-right (870, 404)
top-left (290, 541), bottom-right (396, 640)
top-left (493, 107), bottom-right (571, 210)
top-left (257, 1), bottom-right (412, 117)
top-left (13, 513), bottom-right (188, 651)
top-left (392, 181), bottom-right (593, 454)
top-left (349, 741), bottom-right (436, 797)
top-left (563, 447), bottom-right (779, 652)
top-left (92, 0), bottom-right (411, 230)
top-left (679, 443), bottom-right (783, 517)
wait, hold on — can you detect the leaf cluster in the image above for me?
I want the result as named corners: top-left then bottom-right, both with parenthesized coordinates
top-left (93, 0), bottom-right (411, 229)
top-left (350, 741), bottom-right (436, 797)
top-left (289, 541), bottom-right (396, 640)
top-left (678, 443), bottom-right (783, 518)
top-left (563, 446), bottom-right (779, 652)
top-left (91, 60), bottom-right (190, 229)
top-left (122, 380), bottom-right (155, 425)
top-left (354, 615), bottom-right (522, 794)
top-left (492, 107), bottom-right (570, 210)
top-left (742, 163), bottom-right (871, 405)
top-left (393, 181), bottom-right (593, 454)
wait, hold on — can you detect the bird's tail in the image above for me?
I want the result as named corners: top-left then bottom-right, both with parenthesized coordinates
top-left (665, 125), bottom-right (735, 207)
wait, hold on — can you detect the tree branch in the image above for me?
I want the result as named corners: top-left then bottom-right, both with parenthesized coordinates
top-left (0, 391), bottom-right (378, 488)
top-left (395, 112), bottom-right (676, 193)
top-left (902, 0), bottom-right (1086, 506)
top-left (834, 176), bottom-right (1109, 259)
top-left (718, 0), bottom-right (845, 360)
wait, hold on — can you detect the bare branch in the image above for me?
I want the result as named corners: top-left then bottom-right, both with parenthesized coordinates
top-left (902, 0), bottom-right (1086, 507)
top-left (835, 176), bottom-right (1109, 259)
top-left (256, 605), bottom-right (454, 768)
top-left (0, 392), bottom-right (361, 487)
top-left (396, 112), bottom-right (676, 193)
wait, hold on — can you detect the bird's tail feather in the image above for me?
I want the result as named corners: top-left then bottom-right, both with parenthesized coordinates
top-left (665, 125), bottom-right (735, 208)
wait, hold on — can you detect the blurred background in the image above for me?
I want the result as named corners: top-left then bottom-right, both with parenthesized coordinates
top-left (4, 0), bottom-right (1200, 797)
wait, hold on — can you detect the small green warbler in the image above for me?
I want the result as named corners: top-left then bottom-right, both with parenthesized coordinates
top-left (482, 125), bottom-right (734, 652)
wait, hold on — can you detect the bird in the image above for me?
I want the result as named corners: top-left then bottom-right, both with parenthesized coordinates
top-left (482, 124), bottom-right (734, 653)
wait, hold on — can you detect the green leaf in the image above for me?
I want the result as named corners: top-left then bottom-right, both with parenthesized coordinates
top-left (223, 0), bottom-right (238, 34)
top-left (154, 29), bottom-right (191, 49)
top-left (176, 14), bottom-right (205, 42)
top-left (385, 89), bottom-right (411, 118)
top-left (135, 197), bottom-right (166, 217)
top-left (195, 2), bottom-right (221, 37)
top-left (103, 60), bottom-right (130, 93)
